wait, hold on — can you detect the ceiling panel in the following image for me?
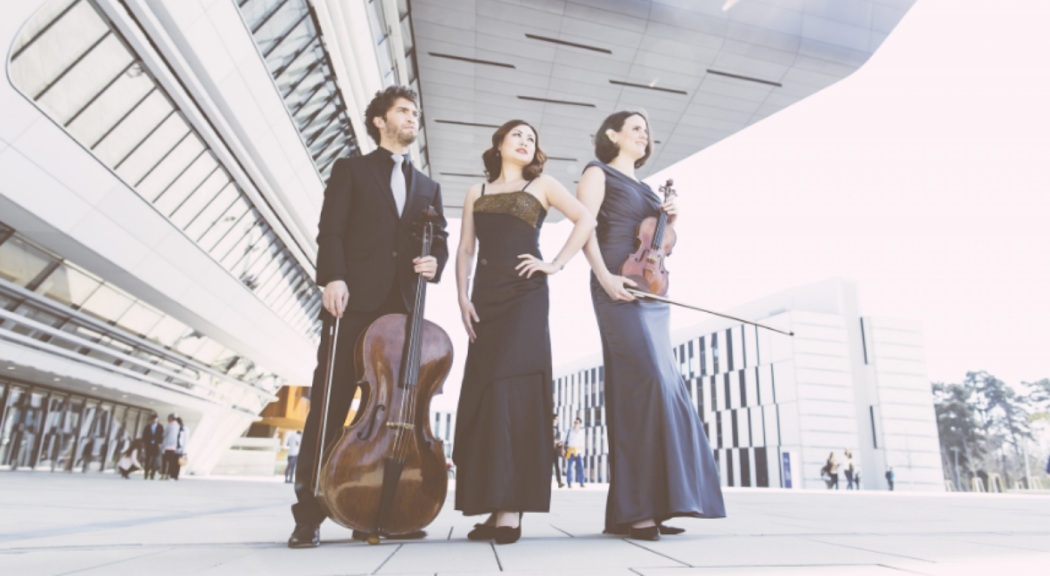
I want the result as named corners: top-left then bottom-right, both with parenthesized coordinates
top-left (407, 0), bottom-right (916, 219)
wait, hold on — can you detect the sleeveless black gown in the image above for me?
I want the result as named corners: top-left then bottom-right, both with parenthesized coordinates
top-left (586, 160), bottom-right (726, 531)
top-left (453, 185), bottom-right (553, 515)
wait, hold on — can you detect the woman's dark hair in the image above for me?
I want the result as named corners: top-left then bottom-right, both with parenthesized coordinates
top-left (482, 120), bottom-right (546, 183)
top-left (176, 417), bottom-right (184, 426)
top-left (364, 85), bottom-right (419, 145)
top-left (594, 110), bottom-right (652, 168)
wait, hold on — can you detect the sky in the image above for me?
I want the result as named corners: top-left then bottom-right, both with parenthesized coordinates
top-left (425, 0), bottom-right (1050, 412)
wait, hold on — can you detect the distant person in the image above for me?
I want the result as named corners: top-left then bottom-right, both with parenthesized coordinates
top-left (117, 441), bottom-right (142, 479)
top-left (141, 414), bottom-right (164, 480)
top-left (1045, 453), bottom-right (1049, 475)
top-left (564, 418), bottom-right (586, 488)
top-left (285, 431), bottom-right (301, 484)
top-left (886, 467), bottom-right (895, 491)
top-left (845, 461), bottom-right (856, 490)
top-left (162, 414), bottom-right (188, 481)
top-left (552, 414), bottom-right (564, 488)
top-left (825, 453), bottom-right (840, 490)
top-left (854, 465), bottom-right (862, 490)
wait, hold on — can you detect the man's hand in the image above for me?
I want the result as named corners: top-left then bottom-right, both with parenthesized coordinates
top-left (323, 280), bottom-right (349, 318)
top-left (414, 256), bottom-right (438, 280)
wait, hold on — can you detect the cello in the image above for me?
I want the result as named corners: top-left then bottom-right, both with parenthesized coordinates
top-left (314, 207), bottom-right (453, 544)
top-left (620, 178), bottom-right (676, 296)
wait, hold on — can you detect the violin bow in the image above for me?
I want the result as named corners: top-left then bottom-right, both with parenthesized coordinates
top-left (626, 289), bottom-right (795, 337)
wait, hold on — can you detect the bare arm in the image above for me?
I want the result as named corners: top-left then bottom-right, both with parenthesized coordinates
top-left (456, 184), bottom-right (482, 341)
top-left (515, 175), bottom-right (596, 278)
top-left (577, 166), bottom-right (636, 302)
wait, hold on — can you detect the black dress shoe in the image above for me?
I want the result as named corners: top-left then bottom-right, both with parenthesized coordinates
top-left (288, 524), bottom-right (320, 548)
top-left (494, 513), bottom-right (523, 545)
top-left (351, 530), bottom-right (368, 541)
top-left (658, 523), bottom-right (685, 535)
top-left (467, 523), bottom-right (496, 541)
top-left (628, 525), bottom-right (660, 541)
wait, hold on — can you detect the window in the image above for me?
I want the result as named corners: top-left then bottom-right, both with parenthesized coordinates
top-left (9, 0), bottom-right (322, 344)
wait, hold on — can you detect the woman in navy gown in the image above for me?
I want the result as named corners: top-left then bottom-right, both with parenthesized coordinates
top-left (578, 111), bottom-right (726, 541)
top-left (453, 120), bottom-right (595, 544)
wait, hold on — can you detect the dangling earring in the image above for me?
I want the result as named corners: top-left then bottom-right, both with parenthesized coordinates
top-left (496, 150), bottom-right (501, 157)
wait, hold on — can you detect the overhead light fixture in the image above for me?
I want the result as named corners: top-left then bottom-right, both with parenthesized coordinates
top-left (440, 172), bottom-right (487, 178)
top-left (609, 80), bottom-right (688, 95)
top-left (122, 394), bottom-right (128, 398)
top-left (91, 387), bottom-right (98, 391)
top-left (706, 69), bottom-right (782, 87)
top-left (53, 377), bottom-right (61, 382)
top-left (435, 120), bottom-right (501, 129)
top-left (429, 52), bottom-right (516, 69)
top-left (6, 366), bottom-right (14, 370)
top-left (518, 96), bottom-right (595, 108)
top-left (524, 34), bottom-right (612, 55)
top-left (723, 0), bottom-right (743, 10)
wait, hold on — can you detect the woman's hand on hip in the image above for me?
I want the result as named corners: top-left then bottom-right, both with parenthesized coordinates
top-left (459, 297), bottom-right (480, 342)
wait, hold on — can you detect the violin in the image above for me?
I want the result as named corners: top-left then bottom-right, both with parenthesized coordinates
top-left (620, 179), bottom-right (676, 296)
top-left (315, 207), bottom-right (453, 544)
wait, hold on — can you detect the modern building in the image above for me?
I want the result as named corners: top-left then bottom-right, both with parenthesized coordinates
top-left (552, 278), bottom-right (944, 491)
top-left (0, 0), bottom-right (422, 475)
top-left (1, 0), bottom-right (916, 476)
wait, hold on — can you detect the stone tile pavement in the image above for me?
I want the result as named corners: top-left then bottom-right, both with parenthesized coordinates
top-left (1, 471), bottom-right (1048, 575)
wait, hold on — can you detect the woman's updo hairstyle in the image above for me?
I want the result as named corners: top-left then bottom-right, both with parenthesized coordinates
top-left (482, 119), bottom-right (547, 183)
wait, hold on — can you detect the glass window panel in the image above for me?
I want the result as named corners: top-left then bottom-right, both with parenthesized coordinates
top-left (238, 0), bottom-right (275, 28)
top-left (93, 91), bottom-right (172, 164)
top-left (219, 221), bottom-right (262, 270)
top-left (79, 285), bottom-right (134, 323)
top-left (191, 339), bottom-right (227, 366)
top-left (9, 1), bottom-right (108, 98)
top-left (284, 69), bottom-right (326, 108)
top-left (174, 331), bottom-right (206, 358)
top-left (236, 229), bottom-right (276, 279)
top-left (67, 62), bottom-right (153, 145)
top-left (0, 237), bottom-right (56, 287)
top-left (206, 206), bottom-right (256, 260)
top-left (145, 316), bottom-right (190, 348)
top-left (153, 151), bottom-right (218, 213)
top-left (274, 38), bottom-right (318, 81)
top-left (198, 195), bottom-right (250, 250)
top-left (10, 0), bottom-right (80, 57)
top-left (254, 252), bottom-right (288, 296)
top-left (266, 19), bottom-right (313, 72)
top-left (116, 302), bottom-right (163, 336)
top-left (169, 170), bottom-right (229, 226)
top-left (35, 262), bottom-right (102, 306)
top-left (184, 183), bottom-right (239, 240)
top-left (257, 4), bottom-right (308, 55)
top-left (37, 34), bottom-right (134, 124)
top-left (258, 257), bottom-right (295, 302)
top-left (136, 133), bottom-right (205, 199)
top-left (115, 113), bottom-right (190, 184)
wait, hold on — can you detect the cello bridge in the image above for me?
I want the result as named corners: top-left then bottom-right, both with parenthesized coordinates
top-left (386, 422), bottom-right (415, 430)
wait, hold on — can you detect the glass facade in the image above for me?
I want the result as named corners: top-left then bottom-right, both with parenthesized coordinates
top-left (0, 220), bottom-right (282, 402)
top-left (0, 378), bottom-right (153, 473)
top-left (237, 0), bottom-right (360, 180)
top-left (553, 325), bottom-right (781, 488)
top-left (8, 0), bottom-right (322, 345)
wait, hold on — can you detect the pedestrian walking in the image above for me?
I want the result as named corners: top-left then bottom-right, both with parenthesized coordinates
top-left (162, 414), bottom-right (188, 481)
top-left (825, 453), bottom-right (840, 490)
top-left (564, 418), bottom-right (585, 488)
top-left (886, 467), bottom-right (895, 491)
top-left (285, 431), bottom-right (301, 484)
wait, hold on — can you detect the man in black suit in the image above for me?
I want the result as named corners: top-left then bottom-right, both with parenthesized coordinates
top-left (288, 86), bottom-right (449, 549)
top-left (141, 414), bottom-right (164, 480)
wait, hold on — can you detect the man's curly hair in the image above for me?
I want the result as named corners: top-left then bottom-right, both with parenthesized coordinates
top-left (364, 86), bottom-right (419, 145)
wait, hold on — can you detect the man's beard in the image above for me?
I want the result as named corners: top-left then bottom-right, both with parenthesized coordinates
top-left (385, 124), bottom-right (417, 147)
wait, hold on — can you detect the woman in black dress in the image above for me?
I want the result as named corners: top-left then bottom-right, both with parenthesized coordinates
top-left (453, 120), bottom-right (595, 544)
top-left (578, 111), bottom-right (726, 541)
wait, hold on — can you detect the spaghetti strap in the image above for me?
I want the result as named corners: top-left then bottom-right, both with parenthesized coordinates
top-left (481, 184), bottom-right (486, 196)
top-left (521, 179), bottom-right (534, 192)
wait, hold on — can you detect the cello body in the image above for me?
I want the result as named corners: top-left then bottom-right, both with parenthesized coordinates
top-left (317, 315), bottom-right (452, 535)
top-left (620, 179), bottom-right (676, 296)
top-left (314, 207), bottom-right (452, 540)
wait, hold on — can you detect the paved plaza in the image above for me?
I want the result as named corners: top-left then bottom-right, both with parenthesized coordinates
top-left (1, 472), bottom-right (1048, 575)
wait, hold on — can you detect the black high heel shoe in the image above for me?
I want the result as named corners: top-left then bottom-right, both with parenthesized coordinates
top-left (628, 525), bottom-right (660, 541)
top-left (467, 523), bottom-right (496, 541)
top-left (494, 513), bottom-right (523, 545)
top-left (468, 514), bottom-right (497, 541)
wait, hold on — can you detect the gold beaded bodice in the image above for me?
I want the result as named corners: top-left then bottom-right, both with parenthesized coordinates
top-left (474, 190), bottom-right (547, 229)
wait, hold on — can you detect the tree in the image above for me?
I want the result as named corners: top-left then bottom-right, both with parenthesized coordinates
top-left (932, 382), bottom-right (983, 486)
